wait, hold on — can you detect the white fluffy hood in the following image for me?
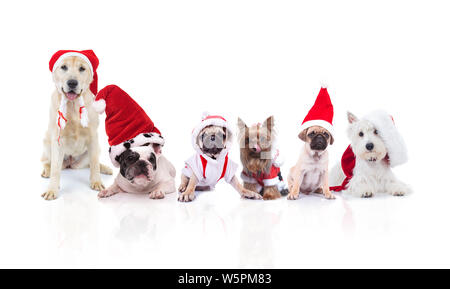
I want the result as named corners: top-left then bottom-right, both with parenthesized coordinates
top-left (191, 113), bottom-right (234, 163)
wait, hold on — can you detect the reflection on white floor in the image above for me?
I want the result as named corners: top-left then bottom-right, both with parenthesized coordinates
top-left (1, 167), bottom-right (448, 268)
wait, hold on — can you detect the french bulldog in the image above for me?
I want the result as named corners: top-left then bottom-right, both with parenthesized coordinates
top-left (98, 144), bottom-right (176, 199)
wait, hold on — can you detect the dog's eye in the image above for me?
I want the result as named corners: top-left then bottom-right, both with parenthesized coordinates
top-left (126, 155), bottom-right (137, 163)
top-left (323, 132), bottom-right (329, 138)
top-left (79, 66), bottom-right (85, 72)
top-left (359, 132), bottom-right (364, 137)
top-left (308, 132), bottom-right (315, 138)
top-left (61, 65), bottom-right (68, 71)
top-left (374, 129), bottom-right (378, 135)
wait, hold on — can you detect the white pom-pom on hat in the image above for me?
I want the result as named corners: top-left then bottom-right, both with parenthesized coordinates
top-left (320, 80), bottom-right (328, 89)
top-left (201, 111), bottom-right (210, 120)
top-left (92, 98), bottom-right (106, 114)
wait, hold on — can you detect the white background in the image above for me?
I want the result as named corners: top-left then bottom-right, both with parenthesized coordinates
top-left (0, 0), bottom-right (449, 268)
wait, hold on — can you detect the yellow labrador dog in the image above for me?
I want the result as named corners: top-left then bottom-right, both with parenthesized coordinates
top-left (287, 126), bottom-right (335, 200)
top-left (41, 51), bottom-right (112, 200)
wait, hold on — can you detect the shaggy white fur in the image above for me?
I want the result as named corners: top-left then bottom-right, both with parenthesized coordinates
top-left (329, 110), bottom-right (410, 198)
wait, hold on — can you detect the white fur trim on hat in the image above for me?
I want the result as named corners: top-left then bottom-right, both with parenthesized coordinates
top-left (52, 52), bottom-right (94, 75)
top-left (191, 113), bottom-right (234, 163)
top-left (109, 132), bottom-right (165, 167)
top-left (363, 110), bottom-right (408, 167)
top-left (299, 119), bottom-right (334, 137)
top-left (320, 81), bottom-right (328, 89)
top-left (92, 98), bottom-right (106, 114)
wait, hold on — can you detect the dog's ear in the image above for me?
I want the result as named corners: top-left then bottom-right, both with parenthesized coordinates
top-left (152, 144), bottom-right (162, 155)
top-left (329, 134), bottom-right (334, 145)
top-left (298, 128), bottom-right (307, 142)
top-left (237, 117), bottom-right (247, 131)
top-left (347, 111), bottom-right (358, 124)
top-left (263, 115), bottom-right (274, 133)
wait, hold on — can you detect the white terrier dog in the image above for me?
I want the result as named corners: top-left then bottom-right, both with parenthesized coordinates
top-left (329, 110), bottom-right (410, 198)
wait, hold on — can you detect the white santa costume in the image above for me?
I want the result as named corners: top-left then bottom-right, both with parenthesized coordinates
top-left (181, 114), bottom-right (238, 190)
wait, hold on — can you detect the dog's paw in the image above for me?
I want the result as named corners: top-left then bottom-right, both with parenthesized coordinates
top-left (391, 191), bottom-right (405, 196)
top-left (178, 183), bottom-right (188, 193)
top-left (98, 189), bottom-right (115, 198)
top-left (241, 189), bottom-right (263, 200)
top-left (262, 187), bottom-right (282, 200)
top-left (41, 190), bottom-right (57, 200)
top-left (287, 193), bottom-right (299, 200)
top-left (324, 192), bottom-right (336, 200)
top-left (41, 165), bottom-right (50, 178)
top-left (178, 192), bottom-right (195, 202)
top-left (90, 181), bottom-right (105, 191)
top-left (149, 190), bottom-right (165, 199)
top-left (360, 191), bottom-right (373, 198)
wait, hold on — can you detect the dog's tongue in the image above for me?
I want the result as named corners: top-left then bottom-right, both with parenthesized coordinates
top-left (65, 92), bottom-right (78, 101)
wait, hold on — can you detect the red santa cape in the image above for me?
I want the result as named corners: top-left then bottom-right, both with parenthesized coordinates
top-left (330, 110), bottom-right (408, 192)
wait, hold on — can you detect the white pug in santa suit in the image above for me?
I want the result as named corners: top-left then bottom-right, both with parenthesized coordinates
top-left (178, 113), bottom-right (262, 202)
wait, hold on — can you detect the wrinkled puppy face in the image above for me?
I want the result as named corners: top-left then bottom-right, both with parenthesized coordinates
top-left (52, 56), bottom-right (93, 101)
top-left (299, 126), bottom-right (333, 152)
top-left (198, 125), bottom-right (227, 159)
top-left (115, 145), bottom-right (160, 186)
top-left (238, 116), bottom-right (274, 160)
top-left (347, 112), bottom-right (387, 163)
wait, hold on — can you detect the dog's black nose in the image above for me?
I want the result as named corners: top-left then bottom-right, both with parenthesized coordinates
top-left (210, 135), bottom-right (215, 141)
top-left (67, 79), bottom-right (78, 89)
top-left (137, 160), bottom-right (147, 167)
top-left (366, 143), bottom-right (374, 151)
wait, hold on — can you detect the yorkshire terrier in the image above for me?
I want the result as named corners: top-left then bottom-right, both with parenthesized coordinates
top-left (238, 116), bottom-right (289, 200)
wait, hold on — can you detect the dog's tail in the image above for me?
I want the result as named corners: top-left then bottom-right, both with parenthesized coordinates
top-left (329, 162), bottom-right (345, 188)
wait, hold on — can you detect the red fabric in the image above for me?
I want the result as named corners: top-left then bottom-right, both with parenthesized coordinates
top-left (203, 115), bottom-right (227, 122)
top-left (218, 154), bottom-right (229, 182)
top-left (95, 85), bottom-right (161, 146)
top-left (200, 155), bottom-right (208, 178)
top-left (244, 165), bottom-right (280, 187)
top-left (49, 50), bottom-right (99, 95)
top-left (302, 87), bottom-right (333, 126)
top-left (330, 145), bottom-right (356, 192)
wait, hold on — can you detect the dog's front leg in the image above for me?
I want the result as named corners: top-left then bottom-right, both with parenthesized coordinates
top-left (42, 139), bottom-right (65, 200)
top-left (287, 167), bottom-right (304, 200)
top-left (346, 177), bottom-right (373, 198)
top-left (178, 174), bottom-right (190, 193)
top-left (385, 171), bottom-right (409, 196)
top-left (231, 176), bottom-right (262, 200)
top-left (88, 130), bottom-right (104, 191)
top-left (98, 180), bottom-right (124, 198)
top-left (149, 179), bottom-right (176, 199)
top-left (322, 167), bottom-right (335, 200)
top-left (178, 171), bottom-right (197, 202)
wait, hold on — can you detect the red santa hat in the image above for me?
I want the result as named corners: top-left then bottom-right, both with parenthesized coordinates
top-left (191, 112), bottom-right (234, 163)
top-left (299, 85), bottom-right (334, 136)
top-left (49, 50), bottom-right (99, 143)
top-left (94, 85), bottom-right (164, 167)
top-left (49, 50), bottom-right (99, 95)
top-left (330, 110), bottom-right (408, 192)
